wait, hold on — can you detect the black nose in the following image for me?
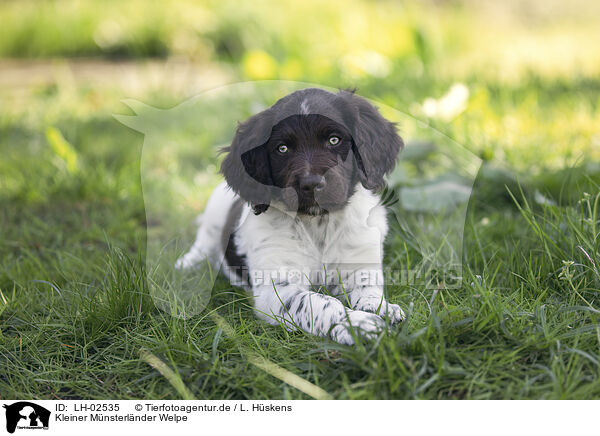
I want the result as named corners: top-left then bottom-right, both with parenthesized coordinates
top-left (299, 175), bottom-right (326, 194)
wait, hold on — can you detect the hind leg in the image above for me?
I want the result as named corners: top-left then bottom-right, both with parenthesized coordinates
top-left (175, 182), bottom-right (238, 270)
top-left (175, 218), bottom-right (216, 269)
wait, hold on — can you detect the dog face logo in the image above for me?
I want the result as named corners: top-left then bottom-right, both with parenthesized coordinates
top-left (2, 402), bottom-right (50, 433)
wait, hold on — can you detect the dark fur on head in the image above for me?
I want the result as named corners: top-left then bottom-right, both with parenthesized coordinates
top-left (220, 88), bottom-right (403, 215)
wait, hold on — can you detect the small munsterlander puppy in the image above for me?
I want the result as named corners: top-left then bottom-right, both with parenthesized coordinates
top-left (177, 88), bottom-right (405, 344)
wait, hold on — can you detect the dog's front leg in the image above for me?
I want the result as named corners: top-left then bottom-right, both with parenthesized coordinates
top-left (349, 286), bottom-right (406, 324)
top-left (344, 268), bottom-right (405, 324)
top-left (331, 207), bottom-right (405, 324)
top-left (252, 283), bottom-right (386, 345)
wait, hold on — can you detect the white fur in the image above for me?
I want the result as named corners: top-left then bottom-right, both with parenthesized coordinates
top-left (176, 181), bottom-right (404, 345)
top-left (299, 99), bottom-right (311, 115)
top-left (175, 182), bottom-right (237, 271)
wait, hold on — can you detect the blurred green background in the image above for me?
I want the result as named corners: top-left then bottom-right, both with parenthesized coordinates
top-left (1, 0), bottom-right (600, 399)
top-left (2, 0), bottom-right (600, 181)
top-left (1, 0), bottom-right (599, 200)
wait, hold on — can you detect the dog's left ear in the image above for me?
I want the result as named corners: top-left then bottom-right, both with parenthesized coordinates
top-left (339, 92), bottom-right (404, 191)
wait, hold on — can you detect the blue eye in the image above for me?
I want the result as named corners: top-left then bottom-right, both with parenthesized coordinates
top-left (328, 136), bottom-right (341, 146)
top-left (277, 144), bottom-right (289, 154)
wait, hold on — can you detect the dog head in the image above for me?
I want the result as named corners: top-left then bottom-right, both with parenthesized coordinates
top-left (220, 88), bottom-right (403, 215)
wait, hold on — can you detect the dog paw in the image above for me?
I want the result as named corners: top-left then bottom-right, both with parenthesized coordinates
top-left (353, 296), bottom-right (406, 324)
top-left (330, 310), bottom-right (386, 345)
top-left (379, 302), bottom-right (406, 324)
top-left (175, 255), bottom-right (194, 270)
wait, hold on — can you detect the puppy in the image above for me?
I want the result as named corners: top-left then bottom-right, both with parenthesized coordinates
top-left (176, 88), bottom-right (405, 344)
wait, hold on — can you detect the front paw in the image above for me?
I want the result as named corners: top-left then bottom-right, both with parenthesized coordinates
top-left (354, 297), bottom-right (406, 324)
top-left (379, 302), bottom-right (406, 324)
top-left (330, 310), bottom-right (386, 345)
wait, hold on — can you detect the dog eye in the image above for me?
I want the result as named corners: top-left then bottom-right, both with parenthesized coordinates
top-left (277, 144), bottom-right (289, 154)
top-left (328, 136), bottom-right (341, 146)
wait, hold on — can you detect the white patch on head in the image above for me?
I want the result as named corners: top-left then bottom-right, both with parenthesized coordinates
top-left (300, 99), bottom-right (311, 115)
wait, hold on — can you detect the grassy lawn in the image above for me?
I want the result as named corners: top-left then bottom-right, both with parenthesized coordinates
top-left (1, 0), bottom-right (600, 399)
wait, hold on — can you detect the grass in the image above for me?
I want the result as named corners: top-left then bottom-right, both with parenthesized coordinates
top-left (2, 192), bottom-right (600, 399)
top-left (1, 81), bottom-right (599, 399)
top-left (1, 0), bottom-right (600, 399)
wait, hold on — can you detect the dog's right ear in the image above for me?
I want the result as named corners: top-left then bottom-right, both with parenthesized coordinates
top-left (220, 110), bottom-right (275, 214)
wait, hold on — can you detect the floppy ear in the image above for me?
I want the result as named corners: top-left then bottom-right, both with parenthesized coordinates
top-left (341, 92), bottom-right (403, 191)
top-left (220, 110), bottom-right (275, 214)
